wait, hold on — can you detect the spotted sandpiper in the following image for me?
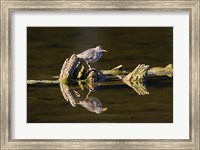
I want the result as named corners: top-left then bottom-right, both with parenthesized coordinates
top-left (76, 46), bottom-right (107, 69)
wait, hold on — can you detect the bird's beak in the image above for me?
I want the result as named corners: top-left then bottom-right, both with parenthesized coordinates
top-left (102, 107), bottom-right (107, 112)
top-left (102, 50), bottom-right (108, 53)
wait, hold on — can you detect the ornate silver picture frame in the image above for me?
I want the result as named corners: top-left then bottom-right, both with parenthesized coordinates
top-left (1, 1), bottom-right (199, 149)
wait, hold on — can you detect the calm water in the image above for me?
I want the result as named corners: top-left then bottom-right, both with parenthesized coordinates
top-left (27, 27), bottom-right (173, 123)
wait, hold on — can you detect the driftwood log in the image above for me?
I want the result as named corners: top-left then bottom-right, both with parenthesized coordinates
top-left (27, 54), bottom-right (173, 95)
top-left (27, 54), bottom-right (173, 85)
top-left (58, 54), bottom-right (173, 83)
top-left (59, 54), bottom-right (108, 84)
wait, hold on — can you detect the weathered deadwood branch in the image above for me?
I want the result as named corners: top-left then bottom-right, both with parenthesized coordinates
top-left (27, 54), bottom-right (173, 89)
top-left (27, 80), bottom-right (59, 84)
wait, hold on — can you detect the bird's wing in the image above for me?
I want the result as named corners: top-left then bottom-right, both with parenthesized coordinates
top-left (77, 48), bottom-right (95, 60)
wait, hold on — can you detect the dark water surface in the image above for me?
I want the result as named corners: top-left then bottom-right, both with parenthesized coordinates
top-left (27, 27), bottom-right (173, 123)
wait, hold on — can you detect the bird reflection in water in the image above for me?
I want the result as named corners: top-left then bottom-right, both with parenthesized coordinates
top-left (79, 97), bottom-right (107, 114)
top-left (59, 82), bottom-right (107, 114)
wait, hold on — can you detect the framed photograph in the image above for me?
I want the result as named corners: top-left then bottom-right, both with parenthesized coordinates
top-left (1, 0), bottom-right (199, 149)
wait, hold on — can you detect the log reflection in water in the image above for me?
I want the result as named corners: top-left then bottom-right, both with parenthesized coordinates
top-left (60, 83), bottom-right (107, 114)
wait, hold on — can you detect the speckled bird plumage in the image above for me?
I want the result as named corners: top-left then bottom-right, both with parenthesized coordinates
top-left (77, 46), bottom-right (107, 63)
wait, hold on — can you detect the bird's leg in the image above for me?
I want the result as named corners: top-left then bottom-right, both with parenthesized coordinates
top-left (86, 61), bottom-right (92, 70)
top-left (86, 61), bottom-right (97, 71)
top-left (86, 89), bottom-right (92, 99)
